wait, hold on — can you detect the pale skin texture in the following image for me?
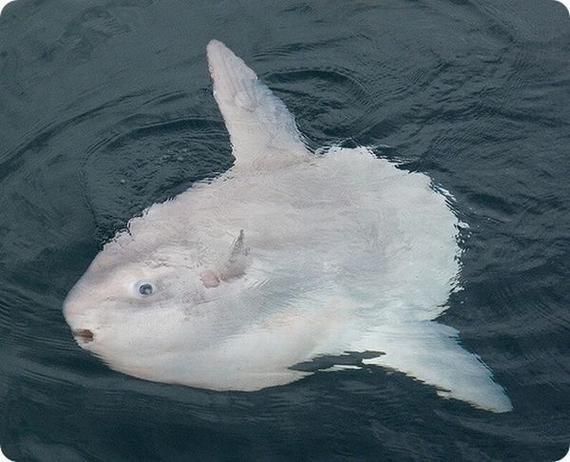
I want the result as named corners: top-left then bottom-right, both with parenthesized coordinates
top-left (63, 40), bottom-right (512, 412)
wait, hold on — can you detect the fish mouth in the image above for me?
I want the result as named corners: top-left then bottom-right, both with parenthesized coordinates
top-left (73, 329), bottom-right (94, 344)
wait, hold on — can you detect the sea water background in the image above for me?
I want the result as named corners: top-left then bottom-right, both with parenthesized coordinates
top-left (0, 1), bottom-right (568, 461)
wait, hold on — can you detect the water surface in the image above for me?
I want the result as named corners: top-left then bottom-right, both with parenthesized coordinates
top-left (0, 0), bottom-right (569, 460)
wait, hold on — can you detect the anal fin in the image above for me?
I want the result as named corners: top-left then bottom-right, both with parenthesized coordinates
top-left (351, 321), bottom-right (513, 412)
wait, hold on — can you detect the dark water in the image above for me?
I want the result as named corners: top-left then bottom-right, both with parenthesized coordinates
top-left (0, 0), bottom-right (569, 460)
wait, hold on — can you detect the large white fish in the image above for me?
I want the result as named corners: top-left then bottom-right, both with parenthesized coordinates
top-left (63, 40), bottom-right (512, 412)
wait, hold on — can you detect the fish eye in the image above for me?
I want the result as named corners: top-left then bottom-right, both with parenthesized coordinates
top-left (136, 281), bottom-right (154, 297)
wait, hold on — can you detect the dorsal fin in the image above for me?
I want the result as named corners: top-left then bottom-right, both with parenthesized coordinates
top-left (207, 40), bottom-right (309, 168)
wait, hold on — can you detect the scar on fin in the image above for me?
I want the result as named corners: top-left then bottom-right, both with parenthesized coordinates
top-left (200, 270), bottom-right (220, 288)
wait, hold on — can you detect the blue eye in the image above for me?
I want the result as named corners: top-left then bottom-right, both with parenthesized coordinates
top-left (137, 282), bottom-right (154, 296)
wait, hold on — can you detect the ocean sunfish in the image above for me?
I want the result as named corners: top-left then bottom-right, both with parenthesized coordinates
top-left (63, 40), bottom-right (512, 413)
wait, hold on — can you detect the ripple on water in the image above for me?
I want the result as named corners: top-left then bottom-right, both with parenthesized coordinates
top-left (0, 0), bottom-right (569, 461)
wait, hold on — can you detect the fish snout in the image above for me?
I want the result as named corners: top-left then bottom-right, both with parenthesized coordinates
top-left (63, 303), bottom-right (94, 345)
top-left (73, 328), bottom-right (95, 344)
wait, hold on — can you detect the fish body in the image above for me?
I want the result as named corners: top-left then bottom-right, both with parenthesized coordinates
top-left (63, 40), bottom-right (512, 412)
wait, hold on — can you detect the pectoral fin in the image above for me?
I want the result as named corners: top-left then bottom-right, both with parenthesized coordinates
top-left (200, 230), bottom-right (251, 288)
top-left (220, 229), bottom-right (250, 281)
